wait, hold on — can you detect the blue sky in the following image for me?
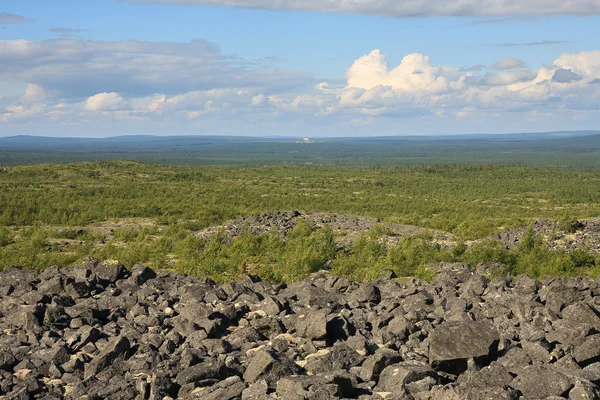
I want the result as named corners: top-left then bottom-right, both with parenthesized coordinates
top-left (1, 0), bottom-right (599, 136)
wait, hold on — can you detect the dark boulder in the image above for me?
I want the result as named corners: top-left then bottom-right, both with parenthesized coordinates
top-left (429, 320), bottom-right (500, 374)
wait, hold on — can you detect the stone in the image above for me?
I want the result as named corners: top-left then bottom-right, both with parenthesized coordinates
top-left (176, 359), bottom-right (228, 385)
top-left (94, 260), bottom-right (127, 285)
top-left (359, 350), bottom-right (402, 382)
top-left (563, 302), bottom-right (600, 331)
top-left (511, 364), bottom-right (573, 399)
top-left (84, 336), bottom-right (130, 379)
top-left (375, 361), bottom-right (437, 392)
top-left (304, 343), bottom-right (364, 374)
top-left (429, 320), bottom-right (499, 373)
top-left (243, 349), bottom-right (300, 389)
top-left (191, 376), bottom-right (246, 400)
top-left (296, 309), bottom-right (329, 340)
top-left (568, 379), bottom-right (600, 399)
top-left (0, 349), bottom-right (17, 371)
top-left (131, 264), bottom-right (157, 285)
top-left (574, 335), bottom-right (600, 367)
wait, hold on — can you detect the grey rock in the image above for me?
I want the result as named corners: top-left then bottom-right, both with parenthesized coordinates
top-left (429, 320), bottom-right (499, 373)
top-left (304, 343), bottom-right (363, 374)
top-left (131, 264), bottom-right (157, 285)
top-left (360, 349), bottom-right (402, 382)
top-left (190, 376), bottom-right (245, 399)
top-left (375, 361), bottom-right (437, 392)
top-left (84, 336), bottom-right (130, 379)
top-left (176, 359), bottom-right (228, 385)
top-left (243, 349), bottom-right (301, 389)
top-left (569, 379), bottom-right (600, 399)
top-left (296, 309), bottom-right (329, 340)
top-left (511, 364), bottom-right (573, 399)
top-left (574, 335), bottom-right (600, 367)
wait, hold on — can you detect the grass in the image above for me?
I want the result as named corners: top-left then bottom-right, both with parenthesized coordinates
top-left (1, 161), bottom-right (599, 282)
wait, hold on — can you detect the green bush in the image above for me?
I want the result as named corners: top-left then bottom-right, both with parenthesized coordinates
top-left (558, 216), bottom-right (583, 233)
top-left (0, 227), bottom-right (14, 247)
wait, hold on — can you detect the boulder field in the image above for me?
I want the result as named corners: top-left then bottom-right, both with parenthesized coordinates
top-left (2, 259), bottom-right (600, 399)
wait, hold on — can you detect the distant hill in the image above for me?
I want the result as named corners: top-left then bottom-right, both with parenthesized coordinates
top-left (1, 131), bottom-right (600, 169)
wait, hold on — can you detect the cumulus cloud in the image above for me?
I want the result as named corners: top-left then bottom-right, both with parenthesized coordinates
top-left (251, 93), bottom-right (266, 105)
top-left (0, 12), bottom-right (33, 25)
top-left (336, 49), bottom-right (600, 118)
top-left (84, 92), bottom-right (126, 111)
top-left (491, 58), bottom-right (526, 70)
top-left (125, 0), bottom-right (600, 17)
top-left (23, 84), bottom-right (47, 103)
top-left (1, 35), bottom-right (600, 132)
top-left (552, 68), bottom-right (583, 83)
top-left (346, 50), bottom-right (460, 93)
top-left (482, 69), bottom-right (537, 85)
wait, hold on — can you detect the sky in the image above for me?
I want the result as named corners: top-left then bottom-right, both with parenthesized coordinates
top-left (0, 1), bottom-right (599, 137)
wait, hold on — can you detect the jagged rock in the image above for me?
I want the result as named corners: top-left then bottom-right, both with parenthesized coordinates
top-left (93, 260), bottom-right (127, 285)
top-left (375, 361), bottom-right (437, 392)
top-left (296, 309), bottom-right (330, 339)
top-left (0, 349), bottom-right (17, 371)
top-left (3, 260), bottom-right (600, 399)
top-left (429, 320), bottom-right (499, 373)
top-left (243, 349), bottom-right (301, 388)
top-left (568, 379), bottom-right (600, 399)
top-left (574, 335), bottom-right (600, 367)
top-left (359, 349), bottom-right (402, 382)
top-left (563, 302), bottom-right (600, 330)
top-left (176, 359), bottom-right (228, 385)
top-left (304, 342), bottom-right (363, 374)
top-left (511, 364), bottom-right (573, 399)
top-left (189, 376), bottom-right (245, 399)
top-left (130, 264), bottom-right (157, 285)
top-left (84, 336), bottom-right (130, 379)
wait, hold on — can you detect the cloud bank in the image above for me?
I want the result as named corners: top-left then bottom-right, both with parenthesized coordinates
top-left (125, 0), bottom-right (600, 17)
top-left (1, 37), bottom-right (599, 133)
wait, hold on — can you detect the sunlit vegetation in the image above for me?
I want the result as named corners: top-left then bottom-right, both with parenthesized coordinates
top-left (1, 161), bottom-right (600, 281)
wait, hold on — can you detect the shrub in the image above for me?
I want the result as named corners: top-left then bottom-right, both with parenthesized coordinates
top-left (0, 227), bottom-right (14, 247)
top-left (558, 216), bottom-right (583, 233)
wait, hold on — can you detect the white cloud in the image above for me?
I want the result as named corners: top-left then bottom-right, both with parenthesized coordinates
top-left (491, 57), bottom-right (526, 70)
top-left (346, 50), bottom-right (460, 94)
top-left (23, 84), bottom-right (47, 103)
top-left (84, 92), bottom-right (126, 111)
top-left (1, 36), bottom-right (599, 134)
top-left (251, 93), bottom-right (266, 105)
top-left (482, 69), bottom-right (538, 86)
top-left (0, 38), bottom-right (312, 98)
top-left (125, 0), bottom-right (600, 17)
top-left (336, 49), bottom-right (600, 118)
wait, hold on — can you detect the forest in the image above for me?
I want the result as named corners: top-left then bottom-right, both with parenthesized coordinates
top-left (1, 160), bottom-right (600, 282)
top-left (2, 132), bottom-right (600, 169)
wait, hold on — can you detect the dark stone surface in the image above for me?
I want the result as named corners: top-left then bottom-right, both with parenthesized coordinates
top-left (2, 259), bottom-right (600, 399)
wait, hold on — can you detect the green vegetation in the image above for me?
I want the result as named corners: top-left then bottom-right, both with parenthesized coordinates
top-left (2, 133), bottom-right (600, 169)
top-left (2, 162), bottom-right (600, 238)
top-left (1, 161), bottom-right (599, 281)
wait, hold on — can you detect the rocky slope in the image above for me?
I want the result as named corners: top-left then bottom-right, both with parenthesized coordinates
top-left (193, 211), bottom-right (455, 248)
top-left (489, 218), bottom-right (600, 254)
top-left (194, 211), bottom-right (600, 255)
top-left (2, 259), bottom-right (600, 399)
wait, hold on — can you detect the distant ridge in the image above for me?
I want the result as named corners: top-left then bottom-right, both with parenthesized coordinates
top-left (2, 130), bottom-right (599, 143)
top-left (1, 130), bottom-right (600, 168)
